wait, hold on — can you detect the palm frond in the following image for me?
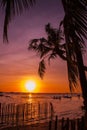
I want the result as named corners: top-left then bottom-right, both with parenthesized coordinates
top-left (40, 46), bottom-right (51, 58)
top-left (67, 60), bottom-right (79, 91)
top-left (45, 23), bottom-right (63, 47)
top-left (48, 52), bottom-right (57, 65)
top-left (38, 60), bottom-right (46, 79)
top-left (54, 48), bottom-right (66, 60)
top-left (29, 23), bottom-right (67, 78)
top-left (28, 39), bottom-right (39, 50)
top-left (0, 0), bottom-right (35, 42)
top-left (62, 0), bottom-right (87, 44)
top-left (29, 38), bottom-right (51, 58)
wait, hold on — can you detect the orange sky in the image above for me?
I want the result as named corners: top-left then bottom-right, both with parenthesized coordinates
top-left (0, 0), bottom-right (85, 93)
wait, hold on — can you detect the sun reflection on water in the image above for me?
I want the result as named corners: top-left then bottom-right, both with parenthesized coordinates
top-left (28, 93), bottom-right (32, 103)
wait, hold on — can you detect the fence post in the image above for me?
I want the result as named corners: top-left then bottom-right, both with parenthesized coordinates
top-left (55, 116), bottom-right (58, 130)
top-left (49, 120), bottom-right (52, 130)
top-left (71, 120), bottom-right (75, 130)
top-left (22, 104), bottom-right (25, 125)
top-left (77, 118), bottom-right (80, 130)
top-left (50, 102), bottom-right (54, 120)
top-left (38, 102), bottom-right (40, 121)
top-left (2, 104), bottom-right (4, 124)
top-left (61, 117), bottom-right (64, 130)
top-left (66, 118), bottom-right (69, 130)
top-left (81, 116), bottom-right (85, 130)
top-left (45, 102), bottom-right (47, 119)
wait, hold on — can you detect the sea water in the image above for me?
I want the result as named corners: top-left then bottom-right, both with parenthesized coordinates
top-left (0, 92), bottom-right (85, 119)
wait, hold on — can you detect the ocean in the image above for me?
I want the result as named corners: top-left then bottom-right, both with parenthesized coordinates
top-left (0, 92), bottom-right (85, 119)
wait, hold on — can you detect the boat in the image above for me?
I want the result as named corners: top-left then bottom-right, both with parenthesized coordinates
top-left (0, 92), bottom-right (4, 96)
top-left (53, 96), bottom-right (61, 100)
top-left (63, 95), bottom-right (72, 98)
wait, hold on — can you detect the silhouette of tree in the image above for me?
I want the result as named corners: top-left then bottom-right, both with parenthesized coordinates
top-left (29, 0), bottom-right (87, 110)
top-left (29, 23), bottom-right (79, 90)
top-left (29, 23), bottom-right (67, 76)
top-left (0, 0), bottom-right (35, 42)
top-left (61, 0), bottom-right (87, 109)
top-left (1, 0), bottom-right (87, 117)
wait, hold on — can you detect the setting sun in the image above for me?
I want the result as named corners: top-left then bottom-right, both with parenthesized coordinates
top-left (25, 80), bottom-right (36, 92)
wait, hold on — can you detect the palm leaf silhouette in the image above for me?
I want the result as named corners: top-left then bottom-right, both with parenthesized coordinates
top-left (29, 0), bottom-right (87, 93)
top-left (29, 23), bottom-right (68, 79)
top-left (61, 0), bottom-right (87, 93)
top-left (0, 0), bottom-right (35, 42)
top-left (38, 60), bottom-right (46, 79)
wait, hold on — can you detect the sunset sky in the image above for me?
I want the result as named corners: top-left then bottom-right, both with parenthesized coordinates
top-left (0, 0), bottom-right (86, 93)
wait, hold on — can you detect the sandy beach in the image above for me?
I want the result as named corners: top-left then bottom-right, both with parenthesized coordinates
top-left (0, 115), bottom-right (85, 130)
top-left (0, 121), bottom-right (52, 130)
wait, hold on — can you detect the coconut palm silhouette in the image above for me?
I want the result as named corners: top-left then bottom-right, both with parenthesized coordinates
top-left (1, 0), bottom-right (87, 123)
top-left (29, 0), bottom-right (87, 111)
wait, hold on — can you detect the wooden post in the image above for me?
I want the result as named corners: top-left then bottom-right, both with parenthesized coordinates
top-left (71, 120), bottom-right (75, 130)
top-left (45, 103), bottom-right (47, 119)
top-left (38, 102), bottom-right (40, 120)
top-left (61, 117), bottom-right (64, 130)
top-left (8, 104), bottom-right (10, 123)
top-left (0, 103), bottom-right (1, 116)
top-left (16, 105), bottom-right (18, 126)
top-left (22, 104), bottom-right (25, 125)
top-left (4, 104), bottom-right (6, 123)
top-left (50, 102), bottom-right (54, 120)
top-left (66, 118), bottom-right (69, 130)
top-left (11, 103), bottom-right (15, 125)
top-left (26, 103), bottom-right (28, 121)
top-left (28, 103), bottom-right (30, 120)
top-left (77, 118), bottom-right (80, 130)
top-left (55, 116), bottom-right (58, 130)
top-left (49, 120), bottom-right (52, 130)
top-left (30, 103), bottom-right (32, 120)
top-left (6, 104), bottom-right (8, 123)
top-left (81, 116), bottom-right (85, 130)
top-left (2, 104), bottom-right (4, 124)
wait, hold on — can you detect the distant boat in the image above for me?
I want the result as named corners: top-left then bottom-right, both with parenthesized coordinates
top-left (0, 92), bottom-right (3, 96)
top-left (53, 96), bottom-right (61, 100)
top-left (63, 95), bottom-right (72, 98)
top-left (77, 94), bottom-right (81, 98)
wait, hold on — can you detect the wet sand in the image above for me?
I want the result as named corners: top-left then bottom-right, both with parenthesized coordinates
top-left (0, 121), bottom-right (52, 130)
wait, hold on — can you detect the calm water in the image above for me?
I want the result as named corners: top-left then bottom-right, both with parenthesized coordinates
top-left (0, 92), bottom-right (85, 119)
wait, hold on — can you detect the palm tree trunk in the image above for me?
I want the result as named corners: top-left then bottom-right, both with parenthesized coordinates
top-left (63, 14), bottom-right (87, 109)
top-left (75, 44), bottom-right (87, 109)
top-left (62, 0), bottom-right (87, 109)
top-left (64, 17), bottom-right (87, 130)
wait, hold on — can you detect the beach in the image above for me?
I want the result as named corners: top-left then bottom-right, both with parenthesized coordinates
top-left (0, 93), bottom-right (85, 130)
top-left (0, 93), bottom-right (84, 119)
top-left (0, 117), bottom-right (85, 130)
top-left (0, 122), bottom-right (51, 130)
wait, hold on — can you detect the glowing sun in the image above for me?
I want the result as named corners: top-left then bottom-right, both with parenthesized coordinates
top-left (25, 80), bottom-right (36, 92)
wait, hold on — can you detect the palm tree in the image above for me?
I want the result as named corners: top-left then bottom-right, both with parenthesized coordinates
top-left (0, 0), bottom-right (35, 42)
top-left (61, 0), bottom-right (87, 108)
top-left (29, 23), bottom-right (79, 90)
top-left (29, 0), bottom-right (87, 110)
top-left (1, 0), bottom-right (87, 106)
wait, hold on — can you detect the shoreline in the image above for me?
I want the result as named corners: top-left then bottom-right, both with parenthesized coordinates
top-left (0, 121), bottom-right (51, 130)
top-left (0, 117), bottom-right (85, 130)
